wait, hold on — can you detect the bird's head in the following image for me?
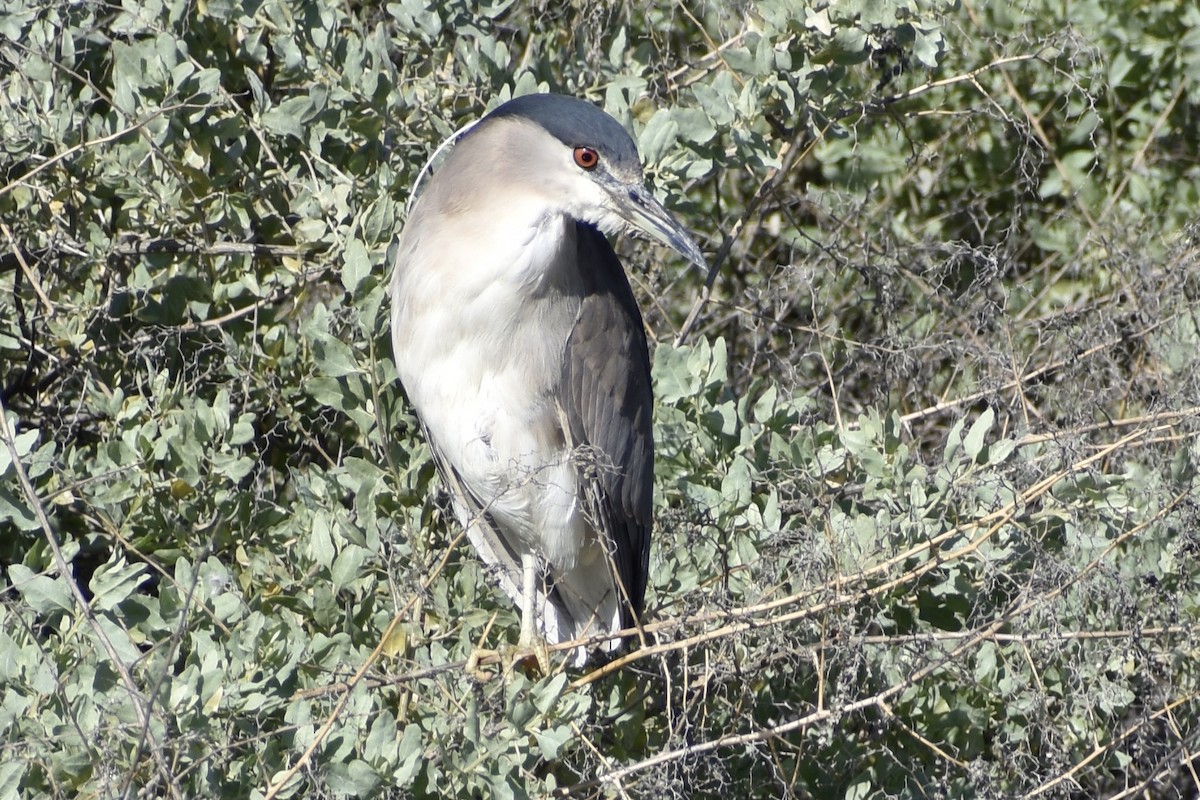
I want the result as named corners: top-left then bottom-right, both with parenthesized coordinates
top-left (466, 93), bottom-right (707, 270)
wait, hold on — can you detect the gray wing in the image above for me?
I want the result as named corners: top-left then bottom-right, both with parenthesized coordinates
top-left (558, 222), bottom-right (654, 630)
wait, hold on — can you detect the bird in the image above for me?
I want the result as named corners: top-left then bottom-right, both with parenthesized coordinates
top-left (388, 93), bottom-right (705, 667)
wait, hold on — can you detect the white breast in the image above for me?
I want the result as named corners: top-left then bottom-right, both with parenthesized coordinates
top-left (390, 203), bottom-right (591, 568)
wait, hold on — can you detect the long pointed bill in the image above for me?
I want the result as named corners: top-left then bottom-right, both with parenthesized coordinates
top-left (613, 184), bottom-right (707, 270)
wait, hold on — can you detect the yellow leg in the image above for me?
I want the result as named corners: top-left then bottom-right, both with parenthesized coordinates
top-left (510, 552), bottom-right (550, 675)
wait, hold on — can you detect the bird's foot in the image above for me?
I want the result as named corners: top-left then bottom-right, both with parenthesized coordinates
top-left (466, 642), bottom-right (551, 681)
top-left (462, 612), bottom-right (552, 680)
top-left (506, 635), bottom-right (552, 678)
top-left (465, 646), bottom-right (502, 682)
top-left (464, 612), bottom-right (503, 682)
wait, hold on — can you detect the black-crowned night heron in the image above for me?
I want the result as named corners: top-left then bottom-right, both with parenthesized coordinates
top-left (389, 93), bottom-right (705, 666)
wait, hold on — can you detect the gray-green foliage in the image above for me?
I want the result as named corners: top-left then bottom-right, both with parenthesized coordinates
top-left (2, 0), bottom-right (1199, 797)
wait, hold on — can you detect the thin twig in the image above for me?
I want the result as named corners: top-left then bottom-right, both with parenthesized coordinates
top-left (111, 238), bottom-right (319, 259)
top-left (261, 526), bottom-right (470, 800)
top-left (674, 126), bottom-right (818, 347)
top-left (0, 396), bottom-right (183, 800)
top-left (565, 485), bottom-right (1189, 793)
top-left (0, 220), bottom-right (54, 315)
top-left (869, 53), bottom-right (1044, 110)
top-left (0, 106), bottom-right (180, 200)
top-left (570, 424), bottom-right (1169, 686)
top-left (1023, 691), bottom-right (1200, 798)
top-left (672, 51), bottom-right (1043, 348)
top-left (895, 318), bottom-right (1169, 424)
top-left (568, 605), bottom-right (1018, 793)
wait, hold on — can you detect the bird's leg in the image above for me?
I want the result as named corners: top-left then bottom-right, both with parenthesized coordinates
top-left (520, 551), bottom-right (538, 646)
top-left (509, 551), bottom-right (550, 675)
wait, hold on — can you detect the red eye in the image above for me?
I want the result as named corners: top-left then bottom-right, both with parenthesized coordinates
top-left (573, 146), bottom-right (599, 170)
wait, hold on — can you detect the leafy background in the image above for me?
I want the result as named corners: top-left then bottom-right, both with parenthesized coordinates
top-left (2, 0), bottom-right (1199, 797)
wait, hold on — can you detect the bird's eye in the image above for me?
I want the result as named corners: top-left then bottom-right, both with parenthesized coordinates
top-left (573, 146), bottom-right (600, 170)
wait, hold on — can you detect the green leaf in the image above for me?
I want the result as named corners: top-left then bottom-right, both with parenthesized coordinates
top-left (308, 515), bottom-right (336, 569)
top-left (638, 109), bottom-right (679, 166)
top-left (806, 7), bottom-right (832, 35)
top-left (672, 106), bottom-right (717, 146)
top-left (395, 724), bottom-right (424, 784)
top-left (845, 775), bottom-right (872, 800)
top-left (89, 557), bottom-right (150, 612)
top-left (534, 725), bottom-right (572, 759)
top-left (342, 238), bottom-right (371, 295)
top-left (8, 564), bottom-right (73, 615)
top-left (0, 485), bottom-right (37, 531)
top-left (721, 454), bottom-right (754, 510)
top-left (0, 761), bottom-right (26, 800)
top-left (963, 407), bottom-right (995, 462)
top-left (261, 95), bottom-right (313, 140)
top-left (986, 437), bottom-right (1017, 465)
top-left (324, 759), bottom-right (380, 796)
top-left (532, 672), bottom-right (568, 714)
top-left (913, 26), bottom-right (944, 68)
top-left (0, 422), bottom-right (37, 476)
top-left (92, 614), bottom-right (141, 664)
top-left (364, 709), bottom-right (399, 763)
top-left (312, 336), bottom-right (361, 378)
top-left (974, 641), bottom-right (998, 684)
top-left (331, 544), bottom-right (367, 592)
top-left (653, 342), bottom-right (702, 403)
top-left (943, 415), bottom-right (966, 463)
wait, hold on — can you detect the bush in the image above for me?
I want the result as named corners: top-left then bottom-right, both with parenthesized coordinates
top-left (2, 0), bottom-right (1197, 797)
